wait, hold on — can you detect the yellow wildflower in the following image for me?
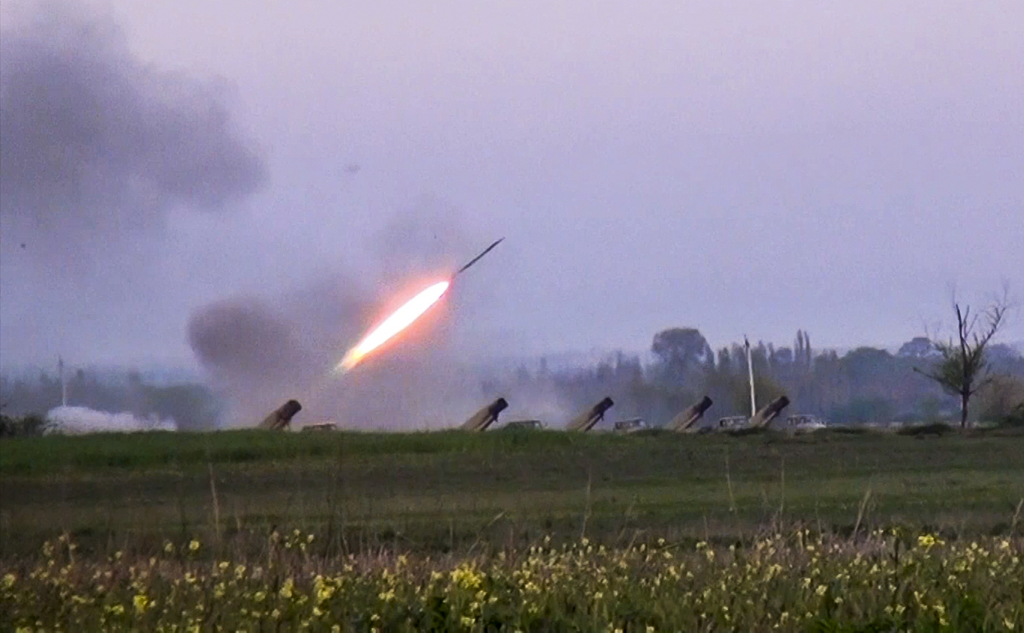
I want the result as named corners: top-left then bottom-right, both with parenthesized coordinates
top-left (280, 578), bottom-right (294, 599)
top-left (133, 594), bottom-right (149, 613)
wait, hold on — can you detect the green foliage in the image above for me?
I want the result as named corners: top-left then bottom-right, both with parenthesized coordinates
top-left (975, 375), bottom-right (1024, 424)
top-left (916, 296), bottom-right (1010, 428)
top-left (650, 327), bottom-right (713, 386)
top-left (895, 422), bottom-right (954, 437)
top-left (830, 398), bottom-right (896, 425)
top-left (1000, 402), bottom-right (1024, 428)
top-left (0, 413), bottom-right (50, 438)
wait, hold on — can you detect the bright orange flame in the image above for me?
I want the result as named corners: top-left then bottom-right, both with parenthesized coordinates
top-left (336, 280), bottom-right (450, 373)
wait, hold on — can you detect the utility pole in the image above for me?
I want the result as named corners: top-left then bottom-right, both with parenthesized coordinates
top-left (58, 356), bottom-right (68, 408)
top-left (744, 336), bottom-right (756, 418)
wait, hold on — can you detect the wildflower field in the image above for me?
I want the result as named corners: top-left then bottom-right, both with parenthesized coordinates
top-left (2, 429), bottom-right (1023, 630)
top-left (2, 530), bottom-right (1022, 631)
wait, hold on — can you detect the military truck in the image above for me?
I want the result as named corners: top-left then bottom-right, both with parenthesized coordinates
top-left (501, 419), bottom-right (545, 431)
top-left (613, 418), bottom-right (648, 434)
top-left (784, 414), bottom-right (826, 433)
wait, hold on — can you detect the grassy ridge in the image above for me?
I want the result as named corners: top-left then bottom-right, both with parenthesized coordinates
top-left (3, 426), bottom-right (1022, 476)
top-left (0, 429), bottom-right (643, 476)
top-left (2, 429), bottom-right (1023, 560)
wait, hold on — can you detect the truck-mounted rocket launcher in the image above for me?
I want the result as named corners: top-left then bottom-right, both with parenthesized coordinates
top-left (259, 399), bottom-right (303, 430)
top-left (749, 395), bottom-right (791, 429)
top-left (667, 395), bottom-right (714, 432)
top-left (566, 397), bottom-right (614, 432)
top-left (461, 397), bottom-right (509, 432)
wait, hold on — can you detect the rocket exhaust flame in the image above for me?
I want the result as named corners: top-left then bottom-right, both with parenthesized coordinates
top-left (336, 280), bottom-right (450, 373)
top-left (335, 238), bottom-right (503, 374)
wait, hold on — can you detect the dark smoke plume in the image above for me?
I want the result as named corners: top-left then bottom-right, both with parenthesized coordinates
top-left (187, 299), bottom-right (307, 382)
top-left (0, 1), bottom-right (267, 374)
top-left (0, 1), bottom-right (266, 268)
top-left (187, 198), bottom-right (491, 429)
top-left (187, 279), bottom-right (373, 425)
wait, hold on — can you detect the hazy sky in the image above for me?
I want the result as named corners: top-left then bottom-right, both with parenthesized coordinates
top-left (2, 0), bottom-right (1022, 372)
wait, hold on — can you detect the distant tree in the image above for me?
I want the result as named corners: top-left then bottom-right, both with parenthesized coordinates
top-left (794, 330), bottom-right (812, 373)
top-left (839, 347), bottom-right (903, 415)
top-left (972, 375), bottom-right (1024, 424)
top-left (730, 371), bottom-right (786, 417)
top-left (810, 350), bottom-right (847, 415)
top-left (916, 290), bottom-right (1012, 429)
top-left (143, 383), bottom-right (223, 430)
top-left (985, 343), bottom-right (1024, 377)
top-left (614, 352), bottom-right (644, 384)
top-left (716, 347), bottom-right (733, 373)
top-left (897, 337), bottom-right (937, 360)
top-left (916, 395), bottom-right (947, 422)
top-left (830, 396), bottom-right (896, 425)
top-left (650, 328), bottom-right (713, 386)
top-left (1003, 401), bottom-right (1024, 428)
top-left (0, 413), bottom-right (50, 437)
top-left (771, 346), bottom-right (794, 368)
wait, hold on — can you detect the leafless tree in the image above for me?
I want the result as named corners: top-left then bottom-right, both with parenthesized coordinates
top-left (915, 287), bottom-right (1012, 429)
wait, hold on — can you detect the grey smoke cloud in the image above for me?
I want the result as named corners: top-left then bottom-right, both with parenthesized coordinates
top-left (0, 1), bottom-right (266, 267)
top-left (187, 298), bottom-right (307, 382)
top-left (186, 199), bottom-right (494, 429)
top-left (0, 0), bottom-right (268, 368)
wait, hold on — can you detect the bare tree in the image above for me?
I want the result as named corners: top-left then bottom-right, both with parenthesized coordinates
top-left (915, 289), bottom-right (1011, 429)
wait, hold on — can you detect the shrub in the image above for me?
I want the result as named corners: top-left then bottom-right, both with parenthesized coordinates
top-left (0, 413), bottom-right (50, 438)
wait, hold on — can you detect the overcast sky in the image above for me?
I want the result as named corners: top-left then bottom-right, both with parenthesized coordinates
top-left (1, 0), bottom-right (1022, 372)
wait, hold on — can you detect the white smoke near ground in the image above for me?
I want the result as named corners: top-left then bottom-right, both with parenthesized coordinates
top-left (46, 406), bottom-right (175, 434)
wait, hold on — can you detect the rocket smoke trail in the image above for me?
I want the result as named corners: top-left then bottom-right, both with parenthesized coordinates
top-left (455, 238), bottom-right (504, 275)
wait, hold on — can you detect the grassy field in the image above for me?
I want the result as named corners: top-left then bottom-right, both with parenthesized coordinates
top-left (2, 427), bottom-right (1023, 562)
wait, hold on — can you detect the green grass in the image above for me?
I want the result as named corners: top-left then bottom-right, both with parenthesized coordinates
top-left (1, 428), bottom-right (1023, 560)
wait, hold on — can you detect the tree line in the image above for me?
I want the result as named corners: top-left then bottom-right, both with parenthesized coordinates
top-left (495, 329), bottom-right (1023, 428)
top-left (0, 370), bottom-right (221, 432)
top-left (3, 293), bottom-right (1021, 432)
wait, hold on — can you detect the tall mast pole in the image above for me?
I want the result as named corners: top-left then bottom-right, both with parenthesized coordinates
top-left (58, 356), bottom-right (67, 408)
top-left (744, 336), bottom-right (756, 418)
